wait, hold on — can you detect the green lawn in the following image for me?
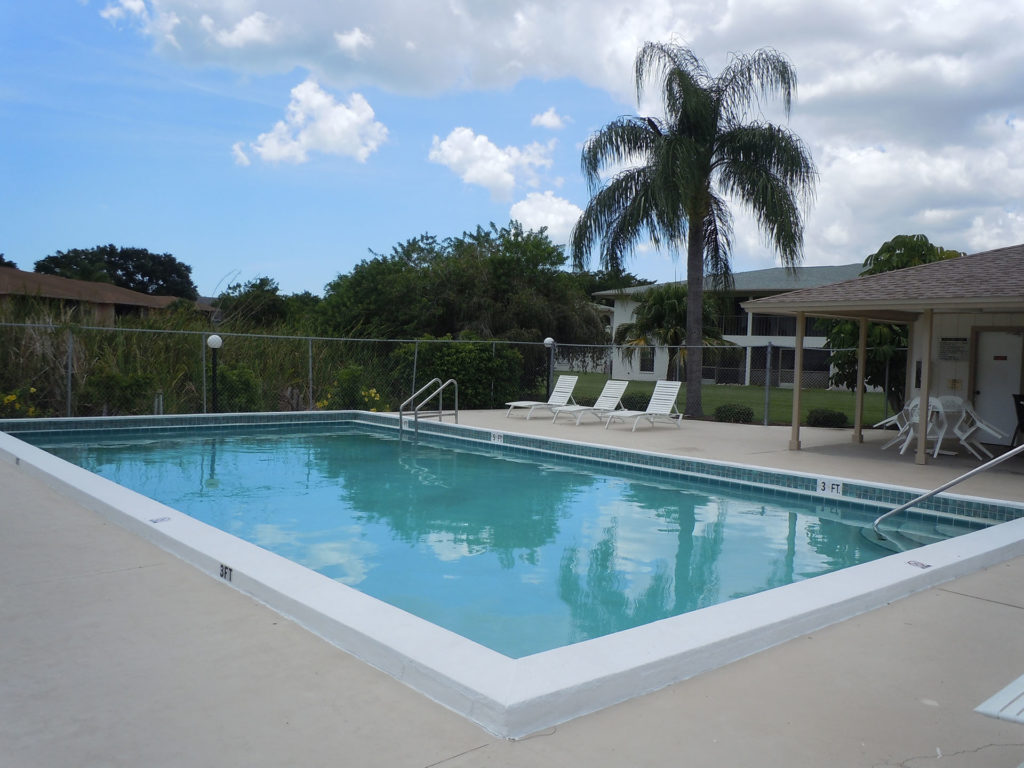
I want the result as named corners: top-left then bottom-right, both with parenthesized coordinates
top-left (568, 371), bottom-right (889, 426)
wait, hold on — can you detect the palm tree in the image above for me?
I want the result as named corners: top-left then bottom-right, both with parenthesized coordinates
top-left (571, 42), bottom-right (817, 416)
top-left (613, 283), bottom-right (724, 381)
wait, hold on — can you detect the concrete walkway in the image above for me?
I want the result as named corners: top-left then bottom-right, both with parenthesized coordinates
top-left (3, 416), bottom-right (1024, 767)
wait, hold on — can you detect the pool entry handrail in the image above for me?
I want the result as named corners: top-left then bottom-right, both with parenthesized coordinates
top-left (399, 378), bottom-right (459, 436)
top-left (873, 441), bottom-right (1024, 539)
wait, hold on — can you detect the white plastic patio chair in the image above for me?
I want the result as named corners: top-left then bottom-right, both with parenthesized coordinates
top-left (604, 380), bottom-right (682, 431)
top-left (551, 379), bottom-right (628, 425)
top-left (877, 397), bottom-right (916, 451)
top-left (505, 374), bottom-right (578, 420)
top-left (898, 397), bottom-right (948, 458)
top-left (952, 404), bottom-right (1005, 460)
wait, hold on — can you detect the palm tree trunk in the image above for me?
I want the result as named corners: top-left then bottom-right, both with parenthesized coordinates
top-left (684, 227), bottom-right (704, 417)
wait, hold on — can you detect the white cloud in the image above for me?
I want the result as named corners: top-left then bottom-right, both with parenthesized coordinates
top-left (231, 141), bottom-right (251, 166)
top-left (510, 191), bottom-right (582, 243)
top-left (101, 0), bottom-right (180, 47)
top-left (244, 79), bottom-right (387, 164)
top-left (531, 107), bottom-right (567, 130)
top-left (335, 27), bottom-right (373, 58)
top-left (100, 0), bottom-right (1024, 268)
top-left (428, 127), bottom-right (554, 199)
top-left (201, 12), bottom-right (276, 49)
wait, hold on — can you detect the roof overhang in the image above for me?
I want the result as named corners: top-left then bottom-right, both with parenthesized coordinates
top-left (741, 295), bottom-right (1024, 324)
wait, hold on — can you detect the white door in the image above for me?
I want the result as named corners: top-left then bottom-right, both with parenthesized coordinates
top-left (974, 330), bottom-right (1024, 445)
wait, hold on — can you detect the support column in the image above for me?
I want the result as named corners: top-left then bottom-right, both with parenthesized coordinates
top-left (853, 317), bottom-right (868, 443)
top-left (915, 309), bottom-right (934, 465)
top-left (789, 312), bottom-right (806, 451)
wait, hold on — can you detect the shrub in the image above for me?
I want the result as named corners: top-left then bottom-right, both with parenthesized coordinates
top-left (620, 392), bottom-right (651, 412)
top-left (0, 386), bottom-right (43, 418)
top-left (713, 403), bottom-right (754, 423)
top-left (318, 364), bottom-right (367, 410)
top-left (807, 408), bottom-right (849, 428)
top-left (390, 337), bottom-right (523, 409)
top-left (79, 371), bottom-right (156, 416)
top-left (216, 364), bottom-right (263, 412)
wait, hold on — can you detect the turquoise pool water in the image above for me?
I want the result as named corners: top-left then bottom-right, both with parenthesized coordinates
top-left (41, 427), bottom-right (893, 658)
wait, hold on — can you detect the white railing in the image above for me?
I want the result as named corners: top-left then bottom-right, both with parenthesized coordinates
top-left (399, 378), bottom-right (458, 437)
top-left (872, 441), bottom-right (1024, 540)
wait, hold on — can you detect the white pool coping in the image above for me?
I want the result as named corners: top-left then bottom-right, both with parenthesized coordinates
top-left (5, 426), bottom-right (1024, 739)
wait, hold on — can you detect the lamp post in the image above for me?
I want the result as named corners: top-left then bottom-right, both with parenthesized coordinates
top-left (207, 334), bottom-right (223, 413)
top-left (544, 337), bottom-right (555, 399)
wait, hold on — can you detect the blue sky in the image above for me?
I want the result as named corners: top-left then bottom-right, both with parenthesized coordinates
top-left (4, 1), bottom-right (1024, 296)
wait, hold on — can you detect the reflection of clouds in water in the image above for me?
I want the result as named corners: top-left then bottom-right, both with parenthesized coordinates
top-left (425, 532), bottom-right (484, 562)
top-left (251, 523), bottom-right (299, 547)
top-left (306, 540), bottom-right (377, 585)
top-left (250, 523), bottom-right (377, 585)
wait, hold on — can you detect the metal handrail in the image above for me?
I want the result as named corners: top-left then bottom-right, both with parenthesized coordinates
top-left (399, 378), bottom-right (458, 436)
top-left (873, 441), bottom-right (1024, 539)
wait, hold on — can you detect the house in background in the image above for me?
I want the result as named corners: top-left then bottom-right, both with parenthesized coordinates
top-left (0, 268), bottom-right (205, 325)
top-left (743, 244), bottom-right (1024, 462)
top-left (593, 263), bottom-right (862, 386)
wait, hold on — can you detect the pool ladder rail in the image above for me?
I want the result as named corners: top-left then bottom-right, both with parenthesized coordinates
top-left (872, 440), bottom-right (1024, 543)
top-left (399, 378), bottom-right (458, 437)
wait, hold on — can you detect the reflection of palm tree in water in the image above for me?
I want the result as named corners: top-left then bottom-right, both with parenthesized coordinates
top-left (557, 488), bottom-right (730, 642)
top-left (316, 436), bottom-right (596, 565)
top-left (558, 522), bottom-right (675, 643)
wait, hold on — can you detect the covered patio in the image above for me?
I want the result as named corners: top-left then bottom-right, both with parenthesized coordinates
top-left (742, 244), bottom-right (1024, 464)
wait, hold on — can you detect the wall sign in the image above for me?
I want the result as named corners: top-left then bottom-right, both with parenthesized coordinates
top-left (938, 337), bottom-right (968, 361)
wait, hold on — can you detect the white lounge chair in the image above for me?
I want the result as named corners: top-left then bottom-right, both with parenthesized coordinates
top-left (505, 374), bottom-right (578, 419)
top-left (604, 380), bottom-right (682, 431)
top-left (551, 379), bottom-right (628, 425)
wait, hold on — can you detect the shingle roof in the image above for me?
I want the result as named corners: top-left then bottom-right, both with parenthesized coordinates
top-left (0, 268), bottom-right (178, 309)
top-left (591, 263), bottom-right (863, 298)
top-left (743, 244), bottom-right (1024, 322)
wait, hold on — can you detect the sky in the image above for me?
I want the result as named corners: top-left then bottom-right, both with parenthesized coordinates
top-left (3, 1), bottom-right (1024, 297)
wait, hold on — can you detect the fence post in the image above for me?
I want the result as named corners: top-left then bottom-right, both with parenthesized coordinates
top-left (763, 342), bottom-right (772, 426)
top-left (307, 338), bottom-right (314, 410)
top-left (412, 340), bottom-right (419, 397)
top-left (65, 329), bottom-right (73, 417)
top-left (882, 355), bottom-right (890, 421)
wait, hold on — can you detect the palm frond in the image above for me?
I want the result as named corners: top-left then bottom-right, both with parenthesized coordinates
top-left (716, 47), bottom-right (797, 122)
top-left (702, 194), bottom-right (734, 291)
top-left (714, 123), bottom-right (817, 266)
top-left (571, 166), bottom-right (670, 271)
top-left (580, 117), bottom-right (656, 192)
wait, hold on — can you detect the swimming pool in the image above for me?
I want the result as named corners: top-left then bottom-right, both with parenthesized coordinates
top-left (33, 426), bottom-right (897, 658)
top-left (4, 411), bottom-right (1024, 737)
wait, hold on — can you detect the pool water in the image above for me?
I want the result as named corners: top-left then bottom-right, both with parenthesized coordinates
top-left (43, 429), bottom-right (891, 658)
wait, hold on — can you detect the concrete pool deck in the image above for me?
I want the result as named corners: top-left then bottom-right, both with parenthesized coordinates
top-left (3, 414), bottom-right (1024, 766)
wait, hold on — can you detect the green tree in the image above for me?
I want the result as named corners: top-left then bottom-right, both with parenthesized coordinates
top-left (613, 284), bottom-right (724, 380)
top-left (34, 244), bottom-right (198, 299)
top-left (827, 234), bottom-right (963, 411)
top-left (319, 222), bottom-right (607, 345)
top-left (0, 254), bottom-right (17, 268)
top-left (215, 276), bottom-right (288, 328)
top-left (573, 267), bottom-right (654, 307)
top-left (571, 43), bottom-right (817, 416)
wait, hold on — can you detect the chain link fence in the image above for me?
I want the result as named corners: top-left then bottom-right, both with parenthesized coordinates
top-left (1, 322), bottom-right (898, 425)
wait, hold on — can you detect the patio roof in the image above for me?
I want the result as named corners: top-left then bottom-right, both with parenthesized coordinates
top-left (741, 244), bottom-right (1024, 322)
